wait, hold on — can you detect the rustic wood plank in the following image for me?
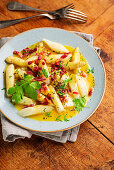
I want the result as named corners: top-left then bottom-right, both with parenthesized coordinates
top-left (88, 23), bottom-right (114, 142)
top-left (0, 121), bottom-right (113, 170)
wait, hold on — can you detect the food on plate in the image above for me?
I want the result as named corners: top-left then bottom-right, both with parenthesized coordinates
top-left (5, 39), bottom-right (95, 121)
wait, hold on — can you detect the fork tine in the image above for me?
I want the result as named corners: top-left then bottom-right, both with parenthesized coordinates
top-left (64, 16), bottom-right (86, 23)
top-left (67, 4), bottom-right (75, 9)
top-left (68, 10), bottom-right (87, 18)
top-left (66, 13), bottom-right (87, 21)
top-left (68, 9), bottom-right (87, 17)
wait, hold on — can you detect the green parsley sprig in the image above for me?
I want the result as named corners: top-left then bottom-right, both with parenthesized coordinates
top-left (73, 97), bottom-right (86, 111)
top-left (8, 74), bottom-right (41, 104)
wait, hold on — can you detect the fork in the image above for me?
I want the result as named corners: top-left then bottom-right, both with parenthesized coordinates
top-left (8, 2), bottom-right (87, 22)
top-left (0, 3), bottom-right (87, 29)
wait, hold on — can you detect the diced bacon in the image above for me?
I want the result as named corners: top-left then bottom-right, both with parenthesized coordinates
top-left (35, 59), bottom-right (38, 65)
top-left (80, 71), bottom-right (87, 78)
top-left (28, 61), bottom-right (33, 65)
top-left (38, 56), bottom-right (42, 60)
top-left (73, 92), bottom-right (79, 94)
top-left (33, 77), bottom-right (46, 81)
top-left (26, 71), bottom-right (34, 75)
top-left (61, 54), bottom-right (67, 59)
top-left (88, 87), bottom-right (93, 96)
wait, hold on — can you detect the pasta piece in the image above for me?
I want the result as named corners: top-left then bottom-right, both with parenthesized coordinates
top-left (49, 85), bottom-right (65, 113)
top-left (6, 56), bottom-right (26, 67)
top-left (69, 74), bottom-right (80, 98)
top-left (18, 105), bottom-right (54, 117)
top-left (43, 39), bottom-right (69, 53)
top-left (76, 75), bottom-right (88, 97)
top-left (63, 94), bottom-right (74, 107)
top-left (72, 47), bottom-right (80, 63)
top-left (64, 61), bottom-right (86, 70)
top-left (14, 68), bottom-right (26, 79)
top-left (6, 64), bottom-right (14, 96)
top-left (39, 60), bottom-right (50, 84)
top-left (16, 96), bottom-right (36, 105)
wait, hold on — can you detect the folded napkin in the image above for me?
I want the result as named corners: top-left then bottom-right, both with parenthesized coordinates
top-left (0, 31), bottom-right (100, 143)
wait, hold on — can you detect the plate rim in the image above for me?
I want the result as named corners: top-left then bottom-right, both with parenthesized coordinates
top-left (0, 27), bottom-right (106, 132)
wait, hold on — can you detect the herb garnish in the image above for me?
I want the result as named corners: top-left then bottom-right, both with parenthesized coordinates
top-left (43, 108), bottom-right (46, 112)
top-left (9, 76), bottom-right (12, 78)
top-left (66, 62), bottom-right (68, 66)
top-left (86, 67), bottom-right (94, 73)
top-left (45, 112), bottom-right (52, 117)
top-left (56, 115), bottom-right (62, 121)
top-left (8, 74), bottom-right (41, 104)
top-left (58, 51), bottom-right (60, 54)
top-left (73, 97), bottom-right (86, 111)
top-left (57, 91), bottom-right (64, 96)
top-left (50, 58), bottom-right (53, 60)
top-left (63, 77), bottom-right (72, 84)
top-left (42, 69), bottom-right (48, 78)
top-left (64, 114), bottom-right (69, 122)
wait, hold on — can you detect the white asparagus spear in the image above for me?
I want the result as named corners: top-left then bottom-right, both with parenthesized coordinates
top-left (18, 105), bottom-right (54, 117)
top-left (6, 64), bottom-right (14, 96)
top-left (43, 39), bottom-right (69, 53)
top-left (49, 85), bottom-right (65, 113)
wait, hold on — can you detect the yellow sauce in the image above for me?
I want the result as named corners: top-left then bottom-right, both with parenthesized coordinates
top-left (13, 43), bottom-right (94, 121)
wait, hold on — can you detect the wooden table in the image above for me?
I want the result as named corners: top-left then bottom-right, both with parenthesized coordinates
top-left (0, 0), bottom-right (114, 169)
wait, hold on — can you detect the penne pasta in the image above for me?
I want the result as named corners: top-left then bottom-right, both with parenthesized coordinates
top-left (49, 85), bottom-right (65, 113)
top-left (6, 64), bottom-right (15, 96)
top-left (18, 105), bottom-right (54, 117)
top-left (6, 56), bottom-right (26, 67)
top-left (43, 39), bottom-right (69, 53)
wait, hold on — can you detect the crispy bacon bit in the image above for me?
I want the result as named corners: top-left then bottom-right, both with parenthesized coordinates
top-left (60, 96), bottom-right (65, 102)
top-left (88, 87), bottom-right (93, 96)
top-left (13, 50), bottom-right (23, 58)
top-left (13, 50), bottom-right (19, 55)
top-left (73, 92), bottom-right (79, 94)
top-left (43, 86), bottom-right (48, 91)
top-left (42, 61), bottom-right (45, 65)
top-left (26, 71), bottom-right (34, 75)
top-left (64, 52), bottom-right (71, 54)
top-left (38, 56), bottom-right (42, 60)
top-left (80, 71), bottom-right (87, 77)
top-left (35, 59), bottom-right (38, 65)
top-left (23, 104), bottom-right (34, 108)
top-left (33, 77), bottom-right (46, 81)
top-left (44, 59), bottom-right (46, 62)
top-left (28, 61), bottom-right (33, 65)
top-left (29, 48), bottom-right (37, 54)
top-left (33, 67), bottom-right (38, 73)
top-left (61, 54), bottom-right (67, 59)
top-left (38, 67), bottom-right (42, 70)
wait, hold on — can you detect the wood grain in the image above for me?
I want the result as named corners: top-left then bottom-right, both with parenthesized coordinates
top-left (0, 0), bottom-right (114, 169)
